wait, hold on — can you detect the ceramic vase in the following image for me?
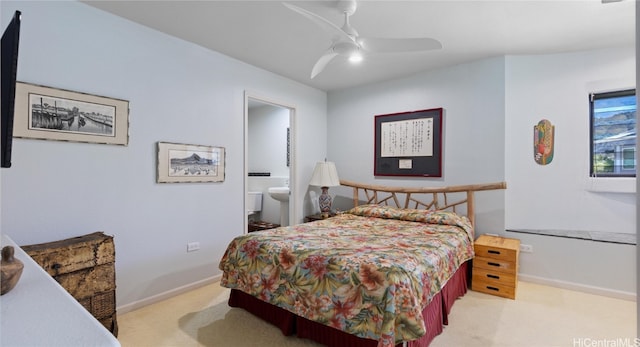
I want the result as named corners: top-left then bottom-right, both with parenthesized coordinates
top-left (318, 187), bottom-right (332, 217)
top-left (1, 246), bottom-right (24, 295)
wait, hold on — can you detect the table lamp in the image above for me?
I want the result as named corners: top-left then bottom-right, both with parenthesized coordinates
top-left (309, 161), bottom-right (340, 218)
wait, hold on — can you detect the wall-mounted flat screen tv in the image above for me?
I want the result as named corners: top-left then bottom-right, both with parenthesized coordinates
top-left (1, 10), bottom-right (21, 168)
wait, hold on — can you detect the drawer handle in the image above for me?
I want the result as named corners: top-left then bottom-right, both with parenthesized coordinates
top-left (51, 263), bottom-right (62, 270)
top-left (487, 262), bottom-right (501, 267)
top-left (486, 286), bottom-right (500, 292)
top-left (487, 274), bottom-right (500, 279)
top-left (488, 250), bottom-right (501, 255)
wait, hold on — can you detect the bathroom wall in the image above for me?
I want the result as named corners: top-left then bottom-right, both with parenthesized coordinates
top-left (248, 104), bottom-right (290, 225)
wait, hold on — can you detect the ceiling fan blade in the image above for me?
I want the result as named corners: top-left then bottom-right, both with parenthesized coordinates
top-left (359, 37), bottom-right (443, 53)
top-left (311, 49), bottom-right (339, 79)
top-left (283, 2), bottom-right (353, 43)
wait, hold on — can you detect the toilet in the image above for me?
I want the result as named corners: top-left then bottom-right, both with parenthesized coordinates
top-left (246, 191), bottom-right (263, 217)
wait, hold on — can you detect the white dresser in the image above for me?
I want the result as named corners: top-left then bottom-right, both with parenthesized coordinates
top-left (0, 234), bottom-right (120, 347)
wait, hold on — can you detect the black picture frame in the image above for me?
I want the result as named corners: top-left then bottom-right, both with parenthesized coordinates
top-left (374, 108), bottom-right (443, 177)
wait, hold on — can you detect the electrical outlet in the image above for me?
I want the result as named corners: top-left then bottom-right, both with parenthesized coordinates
top-left (520, 244), bottom-right (533, 253)
top-left (187, 242), bottom-right (200, 252)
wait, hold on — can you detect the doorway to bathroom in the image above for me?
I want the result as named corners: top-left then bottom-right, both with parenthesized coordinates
top-left (245, 92), bottom-right (295, 233)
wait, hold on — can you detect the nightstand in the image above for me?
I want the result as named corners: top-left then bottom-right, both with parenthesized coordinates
top-left (248, 221), bottom-right (280, 233)
top-left (471, 234), bottom-right (520, 299)
top-left (304, 213), bottom-right (336, 222)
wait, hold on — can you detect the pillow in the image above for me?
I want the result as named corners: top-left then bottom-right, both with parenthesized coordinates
top-left (346, 204), bottom-right (433, 221)
top-left (346, 204), bottom-right (472, 230)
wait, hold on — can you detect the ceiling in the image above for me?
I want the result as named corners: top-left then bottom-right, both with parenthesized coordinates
top-left (82, 0), bottom-right (635, 92)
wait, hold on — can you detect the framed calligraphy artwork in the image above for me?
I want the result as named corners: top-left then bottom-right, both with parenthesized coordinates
top-left (374, 108), bottom-right (443, 177)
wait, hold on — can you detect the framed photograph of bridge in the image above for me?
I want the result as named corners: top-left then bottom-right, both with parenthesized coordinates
top-left (157, 142), bottom-right (226, 183)
top-left (13, 82), bottom-right (129, 145)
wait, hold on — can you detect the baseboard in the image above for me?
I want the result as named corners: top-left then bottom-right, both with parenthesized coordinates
top-left (116, 273), bottom-right (635, 314)
top-left (116, 274), bottom-right (222, 314)
top-left (519, 273), bottom-right (636, 301)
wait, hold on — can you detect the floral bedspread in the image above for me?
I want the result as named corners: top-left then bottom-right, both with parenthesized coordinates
top-left (219, 205), bottom-right (474, 347)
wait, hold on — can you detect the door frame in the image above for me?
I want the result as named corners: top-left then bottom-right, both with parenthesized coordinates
top-left (244, 90), bottom-right (297, 232)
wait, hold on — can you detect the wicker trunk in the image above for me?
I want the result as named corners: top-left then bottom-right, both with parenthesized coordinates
top-left (21, 232), bottom-right (118, 336)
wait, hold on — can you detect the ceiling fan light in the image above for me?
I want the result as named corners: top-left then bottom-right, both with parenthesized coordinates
top-left (349, 52), bottom-right (363, 63)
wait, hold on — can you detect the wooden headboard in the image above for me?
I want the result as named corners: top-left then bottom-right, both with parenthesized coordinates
top-left (340, 180), bottom-right (506, 228)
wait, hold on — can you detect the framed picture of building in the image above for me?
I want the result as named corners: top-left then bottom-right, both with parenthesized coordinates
top-left (13, 82), bottom-right (129, 145)
top-left (157, 142), bottom-right (225, 183)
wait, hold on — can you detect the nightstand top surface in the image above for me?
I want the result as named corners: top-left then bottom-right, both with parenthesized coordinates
top-left (475, 234), bottom-right (520, 250)
top-left (305, 213), bottom-right (336, 220)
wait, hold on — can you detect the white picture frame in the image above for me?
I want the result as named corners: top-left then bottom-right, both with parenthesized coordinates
top-left (13, 82), bottom-right (129, 145)
top-left (157, 142), bottom-right (226, 183)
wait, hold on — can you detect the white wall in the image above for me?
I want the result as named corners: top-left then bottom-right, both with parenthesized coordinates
top-left (0, 1), bottom-right (327, 310)
top-left (505, 47), bottom-right (636, 234)
top-left (327, 57), bottom-right (507, 234)
top-left (328, 49), bottom-right (636, 297)
top-left (636, 0), bottom-right (639, 331)
top-left (504, 47), bottom-right (636, 297)
top-left (1, 1), bottom-right (634, 312)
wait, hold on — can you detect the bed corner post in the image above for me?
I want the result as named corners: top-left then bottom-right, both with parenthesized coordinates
top-left (467, 190), bottom-right (476, 229)
top-left (352, 186), bottom-right (359, 207)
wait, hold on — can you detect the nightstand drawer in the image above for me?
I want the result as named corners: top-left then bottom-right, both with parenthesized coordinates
top-left (471, 279), bottom-right (516, 299)
top-left (474, 244), bottom-right (518, 262)
top-left (472, 267), bottom-right (516, 286)
top-left (473, 256), bottom-right (517, 274)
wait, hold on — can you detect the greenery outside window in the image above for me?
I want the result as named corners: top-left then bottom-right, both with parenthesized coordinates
top-left (589, 89), bottom-right (636, 177)
top-left (621, 146), bottom-right (635, 170)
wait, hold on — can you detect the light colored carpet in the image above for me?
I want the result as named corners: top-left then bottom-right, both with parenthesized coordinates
top-left (117, 281), bottom-right (636, 347)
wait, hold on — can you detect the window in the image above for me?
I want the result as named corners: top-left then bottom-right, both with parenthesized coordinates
top-left (590, 89), bottom-right (636, 177)
top-left (621, 146), bottom-right (635, 170)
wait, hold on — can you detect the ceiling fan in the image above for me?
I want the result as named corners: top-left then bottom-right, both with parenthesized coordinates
top-left (283, 0), bottom-right (443, 79)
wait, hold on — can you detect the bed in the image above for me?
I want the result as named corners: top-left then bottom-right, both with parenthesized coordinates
top-left (219, 180), bottom-right (506, 347)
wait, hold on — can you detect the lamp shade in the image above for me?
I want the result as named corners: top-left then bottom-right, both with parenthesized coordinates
top-left (309, 161), bottom-right (340, 187)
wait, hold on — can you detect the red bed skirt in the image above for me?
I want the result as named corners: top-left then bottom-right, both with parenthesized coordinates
top-left (228, 260), bottom-right (470, 347)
